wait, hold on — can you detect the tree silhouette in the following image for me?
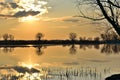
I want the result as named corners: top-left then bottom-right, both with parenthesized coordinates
top-left (2, 34), bottom-right (9, 41)
top-left (36, 33), bottom-right (44, 40)
top-left (2, 34), bottom-right (14, 41)
top-left (0, 34), bottom-right (1, 40)
top-left (94, 37), bottom-right (100, 41)
top-left (77, 0), bottom-right (120, 36)
top-left (9, 34), bottom-right (14, 40)
top-left (69, 32), bottom-right (77, 41)
top-left (100, 31), bottom-right (119, 40)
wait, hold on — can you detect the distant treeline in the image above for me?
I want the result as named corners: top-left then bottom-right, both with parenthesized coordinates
top-left (0, 32), bottom-right (120, 45)
top-left (0, 40), bottom-right (101, 45)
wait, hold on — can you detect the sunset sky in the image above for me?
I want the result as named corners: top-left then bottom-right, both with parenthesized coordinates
top-left (0, 0), bottom-right (104, 40)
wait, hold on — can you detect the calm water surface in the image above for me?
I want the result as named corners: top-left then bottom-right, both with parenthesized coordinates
top-left (0, 44), bottom-right (120, 80)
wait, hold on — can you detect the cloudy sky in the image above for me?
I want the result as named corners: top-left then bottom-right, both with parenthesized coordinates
top-left (0, 0), bottom-right (103, 40)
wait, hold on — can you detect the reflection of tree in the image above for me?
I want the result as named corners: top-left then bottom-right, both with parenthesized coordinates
top-left (79, 44), bottom-right (120, 54)
top-left (101, 44), bottom-right (120, 54)
top-left (94, 44), bottom-right (100, 49)
top-left (79, 45), bottom-right (87, 50)
top-left (2, 47), bottom-right (14, 53)
top-left (79, 44), bottom-right (100, 50)
top-left (35, 45), bottom-right (44, 56)
top-left (69, 45), bottom-right (77, 54)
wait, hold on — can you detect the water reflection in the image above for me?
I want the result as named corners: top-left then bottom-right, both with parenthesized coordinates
top-left (2, 47), bottom-right (14, 53)
top-left (0, 66), bottom-right (111, 80)
top-left (101, 44), bottom-right (120, 54)
top-left (79, 44), bottom-right (120, 54)
top-left (34, 45), bottom-right (45, 56)
top-left (69, 44), bottom-right (77, 54)
top-left (0, 66), bottom-right (43, 80)
top-left (0, 44), bottom-right (120, 55)
top-left (0, 44), bottom-right (119, 80)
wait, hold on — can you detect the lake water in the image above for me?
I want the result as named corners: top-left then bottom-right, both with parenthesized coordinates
top-left (0, 44), bottom-right (120, 80)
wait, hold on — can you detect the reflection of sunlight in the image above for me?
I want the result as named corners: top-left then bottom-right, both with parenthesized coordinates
top-left (18, 56), bottom-right (39, 69)
top-left (19, 62), bottom-right (39, 69)
top-left (21, 63), bottom-right (33, 69)
top-left (18, 53), bottom-right (40, 69)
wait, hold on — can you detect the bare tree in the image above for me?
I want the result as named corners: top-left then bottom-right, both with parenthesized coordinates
top-left (100, 31), bottom-right (119, 40)
top-left (76, 0), bottom-right (120, 35)
top-left (0, 34), bottom-right (1, 40)
top-left (2, 33), bottom-right (14, 41)
top-left (69, 32), bottom-right (77, 41)
top-left (2, 34), bottom-right (9, 41)
top-left (36, 33), bottom-right (44, 40)
top-left (9, 34), bottom-right (14, 40)
top-left (94, 37), bottom-right (100, 41)
top-left (2, 34), bottom-right (14, 41)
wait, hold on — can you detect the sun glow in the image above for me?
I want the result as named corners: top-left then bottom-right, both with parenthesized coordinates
top-left (17, 0), bottom-right (48, 22)
top-left (18, 0), bottom-right (48, 14)
top-left (19, 15), bottom-right (39, 22)
top-left (0, 0), bottom-right (48, 22)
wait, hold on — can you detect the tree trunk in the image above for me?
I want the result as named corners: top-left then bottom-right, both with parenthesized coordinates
top-left (113, 25), bottom-right (120, 36)
top-left (96, 0), bottom-right (120, 35)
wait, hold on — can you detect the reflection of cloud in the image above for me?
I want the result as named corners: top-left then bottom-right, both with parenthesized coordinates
top-left (77, 58), bottom-right (110, 63)
top-left (86, 59), bottom-right (109, 63)
top-left (63, 62), bottom-right (79, 65)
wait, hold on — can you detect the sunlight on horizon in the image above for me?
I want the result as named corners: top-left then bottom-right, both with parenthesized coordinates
top-left (19, 15), bottom-right (39, 22)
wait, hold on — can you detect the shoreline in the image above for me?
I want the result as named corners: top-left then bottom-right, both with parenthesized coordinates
top-left (0, 40), bottom-right (119, 45)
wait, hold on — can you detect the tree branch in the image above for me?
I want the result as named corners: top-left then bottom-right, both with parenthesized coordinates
top-left (74, 15), bottom-right (105, 21)
top-left (108, 0), bottom-right (120, 8)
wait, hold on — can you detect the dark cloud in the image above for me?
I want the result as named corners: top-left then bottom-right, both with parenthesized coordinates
top-left (0, 2), bottom-right (18, 9)
top-left (0, 2), bottom-right (8, 8)
top-left (0, 14), bottom-right (13, 18)
top-left (9, 3), bottom-right (18, 9)
top-left (0, 11), bottom-right (40, 18)
top-left (0, 2), bottom-right (5, 6)
top-left (13, 11), bottom-right (40, 17)
top-left (0, 2), bottom-right (41, 18)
